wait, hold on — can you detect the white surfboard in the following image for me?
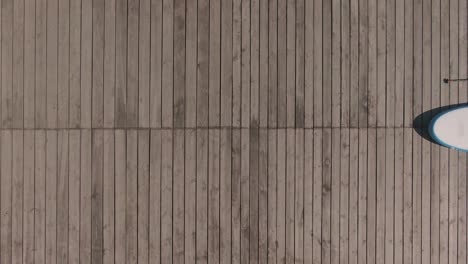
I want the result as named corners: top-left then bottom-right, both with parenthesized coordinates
top-left (429, 105), bottom-right (468, 152)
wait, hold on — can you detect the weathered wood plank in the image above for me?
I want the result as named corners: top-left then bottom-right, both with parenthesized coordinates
top-left (403, 129), bottom-right (413, 264)
top-left (251, 0), bottom-right (259, 127)
top-left (92, 0), bottom-right (104, 127)
top-left (174, 0), bottom-right (185, 128)
top-left (208, 129), bottom-right (220, 262)
top-left (45, 131), bottom-right (57, 264)
top-left (250, 128), bottom-right (260, 262)
top-left (358, 0), bottom-right (368, 127)
top-left (295, 129), bottom-right (304, 262)
top-left (1, 131), bottom-right (12, 262)
top-left (114, 130), bottom-right (126, 264)
top-left (341, 0), bottom-right (350, 127)
top-left (139, 0), bottom-right (151, 127)
top-left (150, 0), bottom-right (162, 127)
top-left (103, 130), bottom-right (115, 264)
top-left (11, 132), bottom-right (23, 264)
top-left (386, 0), bottom-right (395, 127)
top-left (259, 0), bottom-right (268, 127)
top-left (149, 130), bottom-right (161, 263)
top-left (349, 129), bottom-right (359, 264)
top-left (35, 0), bottom-right (47, 128)
top-left (331, 0), bottom-right (341, 127)
top-left (269, 0), bottom-right (278, 127)
top-left (104, 0), bottom-right (115, 128)
top-left (304, 130), bottom-right (313, 263)
top-left (385, 129), bottom-right (395, 264)
top-left (395, 0), bottom-right (404, 127)
top-left (34, 131), bottom-right (46, 264)
top-left (161, 0), bottom-right (173, 127)
top-left (231, 129), bottom-right (241, 263)
top-left (412, 131), bottom-right (422, 264)
top-left (221, 0), bottom-right (233, 127)
top-left (69, 0), bottom-right (81, 128)
top-left (413, 0), bottom-right (423, 128)
top-left (196, 129), bottom-right (208, 263)
top-left (115, 0), bottom-right (127, 127)
top-left (23, 131), bottom-right (35, 264)
top-left (91, 130), bottom-right (104, 263)
top-left (350, 0), bottom-right (359, 127)
top-left (394, 128), bottom-right (404, 264)
top-left (322, 129), bottom-right (332, 263)
top-left (81, 0), bottom-right (92, 127)
top-left (403, 0), bottom-right (413, 127)
top-left (80, 130), bottom-right (92, 263)
top-left (331, 129), bottom-right (340, 264)
top-left (138, 130), bottom-right (150, 264)
top-left (185, 129), bottom-right (197, 263)
top-left (197, 0), bottom-right (209, 127)
top-left (220, 129), bottom-right (232, 262)
top-left (357, 129), bottom-right (367, 263)
top-left (161, 130), bottom-right (173, 262)
top-left (376, 0), bottom-right (386, 127)
top-left (127, 0), bottom-right (139, 128)
top-left (267, 129), bottom-right (277, 263)
top-left (376, 129), bottom-right (385, 263)
top-left (68, 130), bottom-right (80, 264)
top-left (24, 0), bottom-right (35, 128)
top-left (2, 0), bottom-right (13, 128)
top-left (232, 0), bottom-right (241, 127)
top-left (174, 129), bottom-right (185, 263)
top-left (240, 128), bottom-right (250, 263)
top-left (57, 0), bottom-right (70, 128)
top-left (367, 0), bottom-right (377, 127)
top-left (312, 129), bottom-right (322, 264)
top-left (285, 129), bottom-right (295, 262)
top-left (12, 0), bottom-right (24, 128)
top-left (209, 0), bottom-right (221, 126)
top-left (323, 0), bottom-right (332, 127)
top-left (286, 0), bottom-right (295, 127)
top-left (340, 129), bottom-right (350, 264)
top-left (277, 129), bottom-right (286, 263)
top-left (367, 129), bottom-right (376, 263)
top-left (56, 131), bottom-right (68, 263)
top-left (277, 0), bottom-right (286, 127)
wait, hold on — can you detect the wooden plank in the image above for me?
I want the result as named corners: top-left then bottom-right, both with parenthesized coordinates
top-left (139, 0), bottom-right (151, 127)
top-left (421, 132), bottom-right (431, 263)
top-left (127, 0), bottom-right (139, 128)
top-left (376, 129), bottom-right (386, 263)
top-left (24, 0), bottom-right (35, 128)
top-left (357, 129), bottom-right (367, 263)
top-left (241, 0), bottom-right (251, 127)
top-left (174, 0), bottom-right (186, 128)
top-left (460, 0), bottom-right (468, 104)
top-left (259, 0), bottom-right (268, 127)
top-left (250, 129), bottom-right (260, 262)
top-left (104, 0), bottom-right (116, 128)
top-left (277, 129), bottom-right (286, 263)
top-left (331, 0), bottom-right (341, 127)
top-left (220, 129), bottom-right (233, 262)
top-left (448, 148), bottom-right (458, 263)
top-left (394, 128), bottom-right (404, 264)
top-left (386, 0), bottom-right (395, 126)
top-left (58, 0), bottom-right (70, 128)
top-left (23, 131), bottom-right (35, 264)
top-left (0, 131), bottom-right (12, 263)
top-left (285, 129), bottom-right (295, 262)
top-left (45, 131), bottom-right (57, 264)
top-left (385, 129), bottom-right (395, 264)
top-left (1, 0), bottom-right (13, 128)
top-left (251, 0), bottom-right (259, 127)
top-left (413, 0), bottom-right (422, 128)
top-left (395, 0), bottom-right (404, 127)
top-left (103, 130), bottom-right (115, 264)
top-left (81, 0), bottom-right (92, 127)
top-left (12, 0), bottom-right (24, 128)
top-left (35, 0), bottom-right (47, 128)
top-left (114, 130), bottom-right (126, 264)
top-left (458, 151), bottom-right (467, 264)
top-left (56, 131), bottom-right (69, 263)
top-left (46, 0), bottom-right (58, 128)
top-left (412, 132), bottom-right (422, 264)
top-left (126, 130), bottom-right (138, 263)
top-left (348, 129), bottom-right (359, 264)
top-left (339, 129), bottom-right (350, 264)
top-left (240, 128), bottom-right (250, 263)
top-left (209, 0), bottom-right (221, 126)
top-left (34, 131), bottom-right (46, 264)
top-left (431, 0), bottom-right (441, 121)
top-left (331, 129), bottom-right (340, 264)
top-left (403, 129), bottom-right (413, 264)
top-left (185, 129), bottom-right (196, 263)
top-left (91, 130), bottom-right (104, 263)
top-left (174, 130), bottom-right (185, 263)
top-left (92, 0), bottom-right (105, 127)
top-left (421, 0), bottom-right (432, 125)
top-left (295, 129), bottom-right (304, 262)
top-left (295, 0), bottom-right (305, 127)
top-left (403, 0), bottom-right (413, 127)
top-left (268, 129), bottom-right (278, 263)
top-left (377, 0), bottom-right (386, 126)
top-left (269, 0), bottom-right (278, 127)
top-left (69, 0), bottom-right (81, 128)
top-left (186, 0), bottom-right (197, 127)
top-left (349, 0), bottom-right (359, 127)
top-left (322, 129), bottom-right (332, 263)
top-left (286, 0), bottom-right (295, 127)
top-left (367, 0), bottom-right (377, 127)
top-left (341, 0), bottom-right (350, 127)
top-left (150, 0), bottom-right (162, 127)
top-left (304, 130), bottom-right (313, 263)
top-left (440, 146), bottom-right (449, 264)
top-left (209, 129), bottom-right (220, 262)
top-left (277, 0), bottom-right (286, 127)
top-left (68, 130), bottom-right (80, 264)
top-left (11, 132), bottom-right (23, 264)
top-left (358, 0), bottom-right (368, 127)
top-left (231, 129), bottom-right (241, 262)
top-left (323, 0), bottom-right (332, 127)
top-left (367, 129), bottom-right (376, 263)
top-left (312, 129), bottom-right (322, 264)
top-left (149, 130), bottom-right (161, 263)
top-left (161, 0), bottom-right (173, 127)
top-left (430, 141), bottom-right (440, 264)
top-left (197, 0), bottom-right (209, 127)
top-left (196, 129), bottom-right (208, 263)
top-left (449, 0), bottom-right (459, 106)
top-left (80, 130), bottom-right (92, 263)
top-left (115, 0), bottom-right (127, 127)
top-left (138, 130), bottom-right (150, 264)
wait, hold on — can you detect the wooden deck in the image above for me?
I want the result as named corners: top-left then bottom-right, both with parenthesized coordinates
top-left (0, 0), bottom-right (467, 263)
